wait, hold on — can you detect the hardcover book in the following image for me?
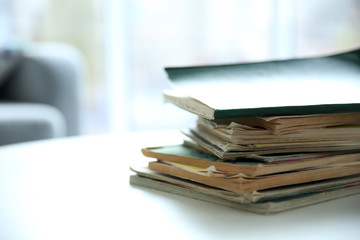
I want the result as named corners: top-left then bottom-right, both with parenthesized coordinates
top-left (164, 49), bottom-right (360, 119)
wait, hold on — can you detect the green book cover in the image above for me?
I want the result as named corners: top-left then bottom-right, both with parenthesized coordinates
top-left (164, 49), bottom-right (360, 119)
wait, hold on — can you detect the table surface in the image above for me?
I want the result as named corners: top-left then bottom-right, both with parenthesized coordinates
top-left (0, 131), bottom-right (359, 240)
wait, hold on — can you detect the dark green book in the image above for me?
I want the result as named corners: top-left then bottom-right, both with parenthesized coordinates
top-left (164, 49), bottom-right (360, 119)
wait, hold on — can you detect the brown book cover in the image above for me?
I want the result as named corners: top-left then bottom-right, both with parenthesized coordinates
top-left (142, 144), bottom-right (360, 177)
top-left (148, 160), bottom-right (360, 193)
top-left (130, 166), bottom-right (360, 214)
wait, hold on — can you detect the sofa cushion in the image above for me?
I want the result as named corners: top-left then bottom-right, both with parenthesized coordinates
top-left (0, 50), bottom-right (23, 87)
top-left (0, 102), bottom-right (66, 145)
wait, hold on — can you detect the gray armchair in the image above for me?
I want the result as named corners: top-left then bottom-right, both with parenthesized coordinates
top-left (0, 43), bottom-right (84, 145)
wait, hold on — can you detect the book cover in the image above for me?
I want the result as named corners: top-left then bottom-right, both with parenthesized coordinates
top-left (164, 49), bottom-right (360, 119)
top-left (142, 144), bottom-right (360, 177)
top-left (148, 159), bottom-right (360, 193)
top-left (130, 167), bottom-right (360, 214)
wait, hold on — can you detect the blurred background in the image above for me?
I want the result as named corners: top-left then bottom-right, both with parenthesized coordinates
top-left (1, 0), bottom-right (360, 136)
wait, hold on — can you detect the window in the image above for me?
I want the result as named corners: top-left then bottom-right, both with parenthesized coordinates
top-left (3, 0), bottom-right (360, 134)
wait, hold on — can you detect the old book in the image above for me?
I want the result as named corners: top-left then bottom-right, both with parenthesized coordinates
top-left (198, 113), bottom-right (360, 135)
top-left (196, 118), bottom-right (360, 144)
top-left (191, 124), bottom-right (360, 153)
top-left (130, 165), bottom-right (360, 203)
top-left (130, 167), bottom-right (360, 214)
top-left (142, 144), bottom-right (360, 177)
top-left (164, 49), bottom-right (360, 119)
top-left (148, 160), bottom-right (360, 193)
top-left (183, 130), bottom-right (360, 159)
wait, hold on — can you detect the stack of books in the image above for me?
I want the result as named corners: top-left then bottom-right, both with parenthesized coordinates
top-left (130, 49), bottom-right (360, 214)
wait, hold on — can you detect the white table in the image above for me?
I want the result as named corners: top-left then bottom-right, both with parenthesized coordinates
top-left (0, 131), bottom-right (359, 240)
